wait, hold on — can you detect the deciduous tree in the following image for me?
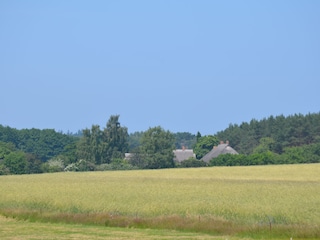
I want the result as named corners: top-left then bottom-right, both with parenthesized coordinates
top-left (76, 115), bottom-right (128, 165)
top-left (137, 126), bottom-right (175, 169)
top-left (194, 135), bottom-right (219, 159)
top-left (4, 151), bottom-right (27, 174)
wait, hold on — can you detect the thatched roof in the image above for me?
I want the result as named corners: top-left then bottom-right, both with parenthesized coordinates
top-left (201, 143), bottom-right (238, 163)
top-left (173, 149), bottom-right (196, 162)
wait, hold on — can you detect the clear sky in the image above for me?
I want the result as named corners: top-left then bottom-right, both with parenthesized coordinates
top-left (1, 1), bottom-right (319, 135)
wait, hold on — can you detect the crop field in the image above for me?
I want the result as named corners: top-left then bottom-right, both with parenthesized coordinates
top-left (0, 164), bottom-right (320, 239)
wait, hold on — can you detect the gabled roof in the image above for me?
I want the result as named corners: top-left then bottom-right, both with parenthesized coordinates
top-left (173, 149), bottom-right (196, 162)
top-left (201, 143), bottom-right (238, 163)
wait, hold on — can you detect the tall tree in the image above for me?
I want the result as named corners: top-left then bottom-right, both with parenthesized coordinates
top-left (174, 132), bottom-right (196, 149)
top-left (77, 115), bottom-right (128, 165)
top-left (103, 115), bottom-right (129, 162)
top-left (77, 125), bottom-right (103, 164)
top-left (128, 131), bottom-right (143, 151)
top-left (4, 151), bottom-right (27, 174)
top-left (194, 135), bottom-right (219, 159)
top-left (196, 131), bottom-right (202, 143)
top-left (253, 137), bottom-right (275, 154)
top-left (137, 126), bottom-right (175, 169)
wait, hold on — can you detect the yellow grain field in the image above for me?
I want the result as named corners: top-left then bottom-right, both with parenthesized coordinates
top-left (0, 164), bottom-right (319, 238)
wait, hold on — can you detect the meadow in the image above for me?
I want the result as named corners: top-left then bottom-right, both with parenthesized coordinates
top-left (0, 164), bottom-right (319, 239)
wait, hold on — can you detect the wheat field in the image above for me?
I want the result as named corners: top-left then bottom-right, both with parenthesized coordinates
top-left (0, 164), bottom-right (319, 238)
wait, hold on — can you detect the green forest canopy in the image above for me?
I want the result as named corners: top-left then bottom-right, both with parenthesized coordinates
top-left (1, 112), bottom-right (320, 174)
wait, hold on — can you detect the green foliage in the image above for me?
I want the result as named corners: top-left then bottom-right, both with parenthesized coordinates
top-left (128, 131), bottom-right (143, 151)
top-left (95, 159), bottom-right (137, 171)
top-left (104, 115), bottom-right (129, 161)
top-left (127, 148), bottom-right (147, 169)
top-left (25, 153), bottom-right (43, 174)
top-left (0, 142), bottom-right (15, 160)
top-left (253, 137), bottom-right (275, 154)
top-left (0, 125), bottom-right (78, 161)
top-left (0, 164), bottom-right (10, 175)
top-left (4, 151), bottom-right (27, 174)
top-left (215, 112), bottom-right (320, 154)
top-left (0, 141), bottom-right (42, 174)
top-left (174, 132), bottom-right (196, 149)
top-left (196, 131), bottom-right (201, 142)
top-left (129, 131), bottom-right (197, 152)
top-left (210, 152), bottom-right (275, 166)
top-left (213, 151), bottom-right (278, 166)
top-left (64, 159), bottom-right (96, 172)
top-left (60, 142), bottom-right (78, 165)
top-left (280, 142), bottom-right (320, 164)
top-left (136, 126), bottom-right (175, 169)
top-left (76, 115), bottom-right (129, 165)
top-left (0, 142), bottom-right (13, 175)
top-left (76, 125), bottom-right (103, 164)
top-left (193, 135), bottom-right (219, 159)
top-left (209, 154), bottom-right (246, 166)
top-left (246, 151), bottom-right (278, 165)
top-left (2, 112), bottom-right (320, 174)
top-left (209, 143), bottom-right (320, 166)
top-left (41, 157), bottom-right (65, 173)
top-left (177, 157), bottom-right (208, 168)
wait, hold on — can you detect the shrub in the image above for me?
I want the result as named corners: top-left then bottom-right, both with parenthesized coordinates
top-left (41, 157), bottom-right (65, 172)
top-left (64, 159), bottom-right (96, 172)
top-left (178, 158), bottom-right (208, 168)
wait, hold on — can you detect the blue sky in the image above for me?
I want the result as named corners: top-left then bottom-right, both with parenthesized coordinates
top-left (1, 1), bottom-right (319, 135)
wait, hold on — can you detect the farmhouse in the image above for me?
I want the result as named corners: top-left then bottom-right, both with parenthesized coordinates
top-left (201, 141), bottom-right (238, 163)
top-left (125, 149), bottom-right (196, 163)
top-left (173, 147), bottom-right (196, 163)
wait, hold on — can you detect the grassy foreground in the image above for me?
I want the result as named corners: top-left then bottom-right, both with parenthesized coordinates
top-left (0, 215), bottom-right (229, 240)
top-left (0, 164), bottom-right (320, 239)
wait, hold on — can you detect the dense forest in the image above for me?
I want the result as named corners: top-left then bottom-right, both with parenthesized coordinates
top-left (216, 113), bottom-right (320, 154)
top-left (1, 112), bottom-right (320, 175)
top-left (0, 126), bottom-right (78, 161)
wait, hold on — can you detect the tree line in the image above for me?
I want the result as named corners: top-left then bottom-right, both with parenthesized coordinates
top-left (208, 113), bottom-right (320, 166)
top-left (1, 112), bottom-right (320, 174)
top-left (209, 141), bottom-right (320, 166)
top-left (215, 113), bottom-right (320, 154)
top-left (0, 115), bottom-right (194, 174)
